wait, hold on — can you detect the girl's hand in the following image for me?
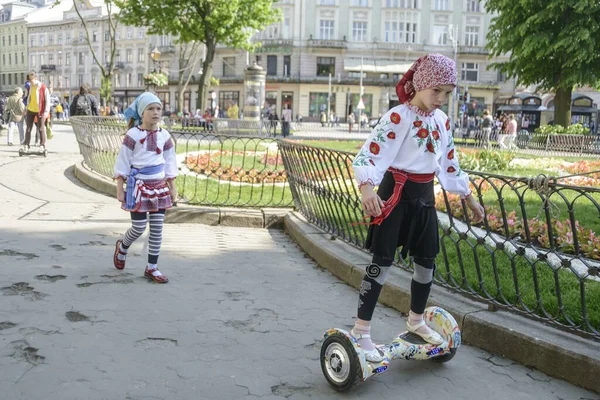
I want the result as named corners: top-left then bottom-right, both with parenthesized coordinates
top-left (360, 185), bottom-right (384, 216)
top-left (116, 187), bottom-right (125, 203)
top-left (465, 193), bottom-right (484, 223)
top-left (170, 188), bottom-right (178, 203)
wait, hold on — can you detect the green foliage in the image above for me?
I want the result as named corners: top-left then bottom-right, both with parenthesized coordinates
top-left (534, 124), bottom-right (591, 135)
top-left (115, 0), bottom-right (281, 51)
top-left (99, 76), bottom-right (112, 105)
top-left (485, 1), bottom-right (600, 125)
top-left (457, 148), bottom-right (515, 171)
top-left (143, 72), bottom-right (169, 87)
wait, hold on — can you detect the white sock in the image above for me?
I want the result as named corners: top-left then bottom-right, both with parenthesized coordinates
top-left (352, 322), bottom-right (375, 351)
top-left (147, 264), bottom-right (162, 276)
top-left (117, 243), bottom-right (127, 261)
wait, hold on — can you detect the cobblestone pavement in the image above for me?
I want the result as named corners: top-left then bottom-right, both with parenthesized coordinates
top-left (0, 125), bottom-right (597, 400)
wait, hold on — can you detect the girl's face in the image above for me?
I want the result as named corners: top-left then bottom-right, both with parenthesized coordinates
top-left (142, 103), bottom-right (162, 127)
top-left (412, 84), bottom-right (455, 112)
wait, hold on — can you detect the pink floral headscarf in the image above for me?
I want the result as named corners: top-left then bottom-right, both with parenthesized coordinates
top-left (396, 54), bottom-right (457, 103)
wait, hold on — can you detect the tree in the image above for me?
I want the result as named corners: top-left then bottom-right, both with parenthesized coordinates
top-left (71, 0), bottom-right (120, 106)
top-left (176, 41), bottom-right (202, 114)
top-left (116, 0), bottom-right (281, 112)
top-left (485, 0), bottom-right (600, 127)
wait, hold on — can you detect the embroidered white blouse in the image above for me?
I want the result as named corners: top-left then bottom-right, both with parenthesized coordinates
top-left (114, 126), bottom-right (178, 181)
top-left (352, 103), bottom-right (471, 197)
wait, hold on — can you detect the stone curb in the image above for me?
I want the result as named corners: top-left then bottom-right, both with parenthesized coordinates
top-left (72, 161), bottom-right (290, 228)
top-left (283, 212), bottom-right (600, 393)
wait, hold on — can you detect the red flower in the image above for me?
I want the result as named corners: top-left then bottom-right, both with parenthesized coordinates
top-left (387, 131), bottom-right (396, 139)
top-left (413, 119), bottom-right (423, 128)
top-left (445, 119), bottom-right (451, 130)
top-left (417, 128), bottom-right (429, 139)
top-left (447, 166), bottom-right (456, 173)
top-left (390, 112), bottom-right (401, 124)
top-left (426, 142), bottom-right (435, 153)
top-left (369, 159), bottom-right (375, 166)
top-left (432, 130), bottom-right (440, 140)
top-left (447, 149), bottom-right (455, 160)
top-left (369, 142), bottom-right (380, 155)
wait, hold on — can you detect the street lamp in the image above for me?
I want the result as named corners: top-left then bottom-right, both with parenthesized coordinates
top-left (448, 24), bottom-right (460, 129)
top-left (150, 46), bottom-right (162, 72)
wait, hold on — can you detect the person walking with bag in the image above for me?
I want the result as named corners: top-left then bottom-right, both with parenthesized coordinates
top-left (113, 92), bottom-right (178, 283)
top-left (3, 87), bottom-right (26, 146)
top-left (22, 71), bottom-right (50, 152)
top-left (349, 54), bottom-right (484, 362)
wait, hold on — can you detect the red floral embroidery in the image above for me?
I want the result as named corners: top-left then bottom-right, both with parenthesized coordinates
top-left (447, 149), bottom-right (455, 160)
top-left (369, 159), bottom-right (375, 166)
top-left (140, 137), bottom-right (146, 144)
top-left (426, 142), bottom-right (435, 153)
top-left (390, 112), bottom-right (401, 124)
top-left (369, 142), bottom-right (380, 155)
top-left (417, 128), bottom-right (429, 139)
top-left (445, 119), bottom-right (451, 130)
top-left (413, 119), bottom-right (423, 128)
top-left (432, 130), bottom-right (440, 141)
top-left (447, 166), bottom-right (456, 173)
top-left (123, 135), bottom-right (136, 150)
top-left (387, 131), bottom-right (396, 139)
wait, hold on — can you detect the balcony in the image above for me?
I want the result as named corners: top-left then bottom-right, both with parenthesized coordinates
top-left (40, 64), bottom-right (56, 71)
top-left (374, 42), bottom-right (424, 52)
top-left (258, 38), bottom-right (294, 47)
top-left (308, 37), bottom-right (347, 49)
top-left (104, 62), bottom-right (125, 70)
top-left (157, 45), bottom-right (176, 54)
top-left (459, 46), bottom-right (489, 55)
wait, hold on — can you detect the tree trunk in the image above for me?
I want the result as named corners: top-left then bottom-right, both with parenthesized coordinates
top-left (197, 41), bottom-right (215, 113)
top-left (554, 86), bottom-right (572, 127)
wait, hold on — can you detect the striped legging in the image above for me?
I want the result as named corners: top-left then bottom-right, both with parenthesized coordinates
top-left (122, 210), bottom-right (166, 264)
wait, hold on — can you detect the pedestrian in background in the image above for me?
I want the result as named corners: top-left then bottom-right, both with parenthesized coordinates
top-left (113, 92), bottom-right (178, 284)
top-left (3, 87), bottom-right (26, 146)
top-left (281, 103), bottom-right (292, 138)
top-left (23, 71), bottom-right (50, 152)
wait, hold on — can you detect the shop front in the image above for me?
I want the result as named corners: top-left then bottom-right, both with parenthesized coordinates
top-left (496, 93), bottom-right (544, 132)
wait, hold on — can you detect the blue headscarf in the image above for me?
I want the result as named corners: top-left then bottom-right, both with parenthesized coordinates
top-left (124, 92), bottom-right (162, 126)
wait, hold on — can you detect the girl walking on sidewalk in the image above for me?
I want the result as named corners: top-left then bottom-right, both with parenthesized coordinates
top-left (349, 54), bottom-right (484, 362)
top-left (113, 92), bottom-right (178, 283)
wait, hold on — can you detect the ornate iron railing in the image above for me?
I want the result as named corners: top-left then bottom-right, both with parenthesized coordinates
top-left (278, 140), bottom-right (600, 340)
top-left (70, 116), bottom-right (293, 207)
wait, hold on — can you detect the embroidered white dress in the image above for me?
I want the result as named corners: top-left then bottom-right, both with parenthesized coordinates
top-left (114, 126), bottom-right (178, 212)
top-left (352, 103), bottom-right (471, 197)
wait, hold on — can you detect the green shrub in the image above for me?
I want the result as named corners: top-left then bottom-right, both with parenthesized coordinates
top-left (458, 148), bottom-right (515, 171)
top-left (534, 123), bottom-right (590, 135)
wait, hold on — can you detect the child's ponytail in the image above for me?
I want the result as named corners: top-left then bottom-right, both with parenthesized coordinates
top-left (126, 117), bottom-right (135, 130)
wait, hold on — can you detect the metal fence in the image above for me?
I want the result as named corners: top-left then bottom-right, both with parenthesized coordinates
top-left (278, 140), bottom-right (600, 340)
top-left (70, 116), bottom-right (293, 207)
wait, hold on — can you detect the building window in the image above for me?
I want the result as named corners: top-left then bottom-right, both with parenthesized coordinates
top-left (48, 54), bottom-right (53, 64)
top-left (58, 76), bottom-right (63, 88)
top-left (58, 53), bottom-right (62, 66)
top-left (127, 29), bottom-right (133, 39)
top-left (126, 49), bottom-right (133, 63)
top-left (384, 11), bottom-right (418, 43)
top-left (317, 57), bottom-right (335, 76)
top-left (39, 55), bottom-right (44, 66)
top-left (66, 33), bottom-right (71, 43)
top-left (282, 8), bottom-right (292, 39)
top-left (64, 76), bottom-right (70, 89)
top-left (78, 74), bottom-right (84, 86)
top-left (58, 34), bottom-right (63, 45)
top-left (138, 73), bottom-right (143, 87)
top-left (267, 55), bottom-right (277, 76)
top-left (8, 35), bottom-right (11, 46)
top-left (66, 52), bottom-right (71, 66)
top-left (8, 54), bottom-right (11, 65)
top-left (309, 92), bottom-right (336, 117)
top-left (115, 51), bottom-right (121, 62)
top-left (92, 31), bottom-right (98, 42)
top-left (432, 24), bottom-right (448, 45)
top-left (79, 52), bottom-right (85, 65)
top-left (351, 0), bottom-right (368, 6)
top-left (352, 21), bottom-right (367, 42)
top-left (283, 55), bottom-right (291, 76)
top-left (255, 55), bottom-right (262, 66)
top-left (39, 35), bottom-right (44, 46)
top-left (21, 53), bottom-right (24, 64)
top-left (115, 73), bottom-right (121, 87)
top-left (464, 26), bottom-right (479, 46)
top-left (319, 20), bottom-right (335, 40)
top-left (48, 35), bottom-right (53, 45)
top-left (8, 74), bottom-right (12, 86)
top-left (138, 48), bottom-right (145, 62)
top-left (461, 62), bottom-right (479, 82)
top-left (138, 29), bottom-right (145, 39)
top-left (21, 33), bottom-right (24, 44)
top-left (497, 69), bottom-right (506, 82)
top-left (218, 91), bottom-right (240, 112)
top-left (433, 0), bottom-right (449, 10)
top-left (91, 75), bottom-right (96, 87)
top-left (385, 0), bottom-right (418, 7)
top-left (466, 0), bottom-right (480, 12)
top-left (223, 56), bottom-right (236, 77)
top-left (30, 36), bottom-right (34, 47)
top-left (126, 73), bottom-right (131, 87)
top-left (105, 31), bottom-right (110, 41)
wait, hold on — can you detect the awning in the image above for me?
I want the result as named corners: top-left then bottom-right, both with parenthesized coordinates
top-left (344, 58), bottom-right (413, 74)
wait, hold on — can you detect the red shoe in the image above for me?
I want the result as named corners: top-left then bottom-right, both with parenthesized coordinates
top-left (113, 240), bottom-right (126, 270)
top-left (144, 267), bottom-right (169, 283)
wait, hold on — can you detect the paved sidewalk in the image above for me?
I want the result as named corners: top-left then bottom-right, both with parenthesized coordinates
top-left (0, 125), bottom-right (598, 399)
